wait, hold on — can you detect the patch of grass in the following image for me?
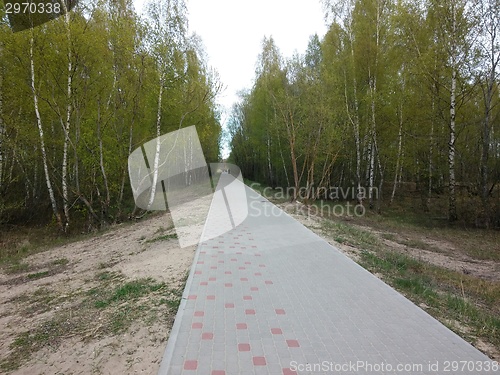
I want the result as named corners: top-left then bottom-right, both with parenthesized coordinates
top-left (381, 233), bottom-right (396, 241)
top-left (26, 271), bottom-right (49, 280)
top-left (322, 220), bottom-right (380, 251)
top-left (92, 278), bottom-right (167, 309)
top-left (97, 260), bottom-right (119, 270)
top-left (1, 312), bottom-right (79, 372)
top-left (1, 274), bottom-right (184, 372)
top-left (5, 261), bottom-right (31, 274)
top-left (358, 249), bottom-right (500, 349)
top-left (95, 270), bottom-right (123, 282)
top-left (393, 277), bottom-right (438, 302)
top-left (145, 233), bottom-right (178, 243)
top-left (52, 258), bottom-right (69, 266)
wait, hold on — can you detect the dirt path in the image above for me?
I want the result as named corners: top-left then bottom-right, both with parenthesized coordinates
top-left (0, 213), bottom-right (195, 374)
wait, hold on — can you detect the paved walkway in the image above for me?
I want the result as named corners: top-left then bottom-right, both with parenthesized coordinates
top-left (158, 175), bottom-right (497, 375)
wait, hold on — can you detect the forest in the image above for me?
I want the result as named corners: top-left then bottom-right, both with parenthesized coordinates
top-left (228, 0), bottom-right (500, 227)
top-left (0, 0), bottom-right (222, 231)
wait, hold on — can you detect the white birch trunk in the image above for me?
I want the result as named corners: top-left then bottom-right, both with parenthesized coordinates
top-left (62, 10), bottom-right (72, 227)
top-left (147, 74), bottom-right (164, 210)
top-left (30, 33), bottom-right (61, 228)
top-left (391, 104), bottom-right (404, 205)
top-left (448, 3), bottom-right (458, 222)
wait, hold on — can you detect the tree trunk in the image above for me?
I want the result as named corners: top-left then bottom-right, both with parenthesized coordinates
top-left (276, 130), bottom-right (290, 187)
top-left (97, 100), bottom-right (110, 222)
top-left (448, 4), bottom-right (458, 222)
top-left (266, 132), bottom-right (274, 187)
top-left (344, 35), bottom-right (362, 204)
top-left (61, 10), bottom-right (72, 228)
top-left (390, 104), bottom-right (404, 205)
top-left (147, 74), bottom-right (164, 209)
top-left (30, 33), bottom-right (62, 229)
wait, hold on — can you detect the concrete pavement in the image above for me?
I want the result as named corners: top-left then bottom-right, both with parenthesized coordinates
top-left (158, 174), bottom-right (497, 375)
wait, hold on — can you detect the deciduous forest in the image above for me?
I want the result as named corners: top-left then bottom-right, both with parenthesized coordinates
top-left (228, 0), bottom-right (500, 227)
top-left (0, 0), bottom-right (222, 231)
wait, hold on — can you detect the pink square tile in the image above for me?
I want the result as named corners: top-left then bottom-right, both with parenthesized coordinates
top-left (238, 343), bottom-right (250, 352)
top-left (243, 295), bottom-right (252, 300)
top-left (231, 258), bottom-right (237, 262)
top-left (259, 264), bottom-right (266, 268)
top-left (240, 278), bottom-right (248, 281)
top-left (197, 261), bottom-right (204, 264)
top-left (250, 287), bottom-right (259, 291)
top-left (275, 309), bottom-right (286, 315)
top-left (210, 266), bottom-right (217, 269)
top-left (194, 311), bottom-right (204, 317)
top-left (207, 295), bottom-right (215, 300)
top-left (200, 281), bottom-right (208, 286)
top-left (239, 267), bottom-right (246, 270)
top-left (192, 322), bottom-right (203, 329)
top-left (202, 332), bottom-right (214, 340)
top-left (225, 271), bottom-right (232, 275)
top-left (236, 323), bottom-right (247, 329)
top-left (245, 309), bottom-right (256, 315)
top-left (195, 271), bottom-right (202, 275)
top-left (225, 283), bottom-right (233, 287)
top-left (209, 277), bottom-right (216, 281)
top-left (253, 356), bottom-right (266, 366)
top-left (283, 369), bottom-right (298, 375)
top-left (188, 295), bottom-right (197, 300)
top-left (265, 280), bottom-right (273, 285)
top-left (184, 360), bottom-right (198, 370)
top-left (286, 340), bottom-right (300, 348)
top-left (212, 371), bottom-right (225, 375)
top-left (271, 328), bottom-right (282, 334)
top-left (245, 262), bottom-right (251, 265)
top-left (254, 272), bottom-right (262, 276)
top-left (225, 303), bottom-right (235, 308)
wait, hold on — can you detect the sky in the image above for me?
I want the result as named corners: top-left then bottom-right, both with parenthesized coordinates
top-left (134, 0), bottom-right (328, 156)
top-left (185, 0), bottom-right (328, 114)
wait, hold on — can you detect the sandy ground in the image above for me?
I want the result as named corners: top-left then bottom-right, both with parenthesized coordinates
top-left (0, 213), bottom-right (195, 375)
top-left (1, 199), bottom-right (498, 373)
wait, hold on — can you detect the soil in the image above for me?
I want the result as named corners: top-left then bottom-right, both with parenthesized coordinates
top-left (0, 213), bottom-right (195, 375)
top-left (1, 199), bottom-right (498, 373)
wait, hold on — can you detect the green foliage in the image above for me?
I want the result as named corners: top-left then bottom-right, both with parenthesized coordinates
top-left (229, 0), bottom-right (500, 225)
top-left (0, 0), bottom-right (222, 230)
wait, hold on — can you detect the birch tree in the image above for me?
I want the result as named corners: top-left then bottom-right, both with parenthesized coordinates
top-left (30, 30), bottom-right (62, 229)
